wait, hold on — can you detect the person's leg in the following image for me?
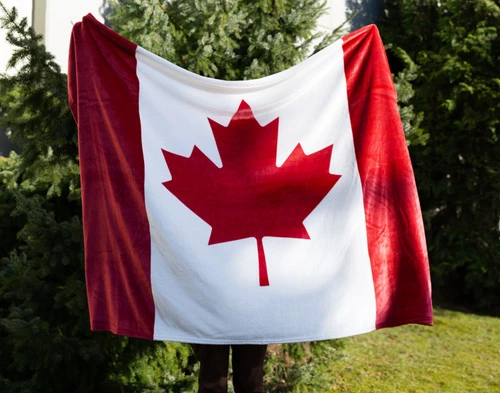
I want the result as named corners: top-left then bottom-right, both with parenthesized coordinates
top-left (192, 344), bottom-right (230, 393)
top-left (231, 345), bottom-right (267, 393)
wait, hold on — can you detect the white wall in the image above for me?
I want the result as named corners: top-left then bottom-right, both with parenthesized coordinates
top-left (44, 0), bottom-right (106, 73)
top-left (0, 0), bottom-right (105, 74)
top-left (318, 0), bottom-right (348, 33)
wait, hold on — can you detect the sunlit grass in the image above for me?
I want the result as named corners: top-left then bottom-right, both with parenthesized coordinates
top-left (323, 308), bottom-right (500, 392)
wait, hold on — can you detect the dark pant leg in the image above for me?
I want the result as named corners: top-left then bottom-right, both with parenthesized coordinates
top-left (192, 344), bottom-right (230, 393)
top-left (231, 345), bottom-right (267, 393)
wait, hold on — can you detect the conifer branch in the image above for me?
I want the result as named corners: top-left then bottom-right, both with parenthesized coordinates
top-left (157, 0), bottom-right (182, 32)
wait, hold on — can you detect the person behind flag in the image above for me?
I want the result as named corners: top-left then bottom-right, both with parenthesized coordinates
top-left (68, 14), bottom-right (433, 393)
top-left (192, 344), bottom-right (267, 393)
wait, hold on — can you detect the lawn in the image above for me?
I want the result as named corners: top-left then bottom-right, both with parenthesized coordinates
top-left (324, 308), bottom-right (500, 392)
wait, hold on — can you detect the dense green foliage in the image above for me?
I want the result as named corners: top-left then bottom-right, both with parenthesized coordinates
top-left (380, 0), bottom-right (500, 313)
top-left (108, 0), bottom-right (343, 80)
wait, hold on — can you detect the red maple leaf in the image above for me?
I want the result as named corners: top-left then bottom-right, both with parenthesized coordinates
top-left (162, 100), bottom-right (341, 286)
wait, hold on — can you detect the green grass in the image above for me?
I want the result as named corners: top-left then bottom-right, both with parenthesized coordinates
top-left (323, 308), bottom-right (500, 392)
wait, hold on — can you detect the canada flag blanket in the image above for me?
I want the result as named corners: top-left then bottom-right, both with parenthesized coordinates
top-left (68, 14), bottom-right (432, 343)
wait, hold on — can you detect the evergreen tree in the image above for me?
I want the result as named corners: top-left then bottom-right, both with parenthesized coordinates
top-left (108, 0), bottom-right (344, 80)
top-left (380, 0), bottom-right (500, 313)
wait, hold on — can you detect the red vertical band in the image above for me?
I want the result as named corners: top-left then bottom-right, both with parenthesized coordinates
top-left (68, 14), bottom-right (155, 339)
top-left (342, 25), bottom-right (433, 328)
